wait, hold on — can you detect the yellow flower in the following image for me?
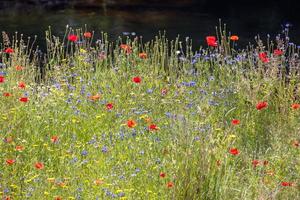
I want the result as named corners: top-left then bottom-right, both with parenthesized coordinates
top-left (72, 118), bottom-right (79, 123)
top-left (80, 48), bottom-right (87, 53)
top-left (47, 148), bottom-right (54, 152)
top-left (10, 184), bottom-right (18, 188)
top-left (78, 55), bottom-right (84, 61)
top-left (47, 178), bottom-right (55, 183)
top-left (140, 115), bottom-right (148, 119)
top-left (227, 134), bottom-right (237, 142)
top-left (228, 134), bottom-right (236, 138)
top-left (25, 179), bottom-right (33, 183)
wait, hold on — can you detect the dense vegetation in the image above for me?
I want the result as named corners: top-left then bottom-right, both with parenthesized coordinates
top-left (0, 24), bottom-right (299, 199)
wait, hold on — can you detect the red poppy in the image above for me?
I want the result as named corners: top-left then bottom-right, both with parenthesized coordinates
top-left (19, 97), bottom-right (29, 103)
top-left (68, 34), bottom-right (78, 42)
top-left (230, 35), bottom-right (239, 41)
top-left (35, 162), bottom-right (44, 170)
top-left (127, 119), bottom-right (137, 128)
top-left (291, 103), bottom-right (300, 110)
top-left (167, 182), bottom-right (174, 188)
top-left (6, 159), bottom-right (15, 165)
top-left (4, 137), bottom-right (13, 143)
top-left (51, 135), bottom-right (59, 143)
top-left (120, 44), bottom-right (132, 54)
top-left (15, 65), bottom-right (24, 71)
top-left (4, 196), bottom-right (11, 200)
top-left (292, 140), bottom-right (299, 147)
top-left (106, 103), bottom-right (113, 110)
top-left (16, 145), bottom-right (24, 151)
top-left (57, 182), bottom-right (66, 187)
top-left (139, 52), bottom-right (147, 59)
top-left (231, 119), bottom-right (240, 125)
top-left (206, 36), bottom-right (217, 47)
top-left (4, 48), bottom-right (14, 54)
top-left (89, 94), bottom-right (101, 101)
top-left (256, 101), bottom-right (268, 110)
top-left (94, 179), bottom-right (104, 185)
top-left (259, 52), bottom-right (269, 63)
top-left (55, 197), bottom-right (62, 200)
top-left (83, 32), bottom-right (92, 38)
top-left (18, 82), bottom-right (26, 89)
top-left (3, 92), bottom-right (12, 97)
top-left (229, 148), bottom-right (239, 155)
top-left (281, 182), bottom-right (293, 187)
top-left (274, 49), bottom-right (283, 56)
top-left (159, 172), bottom-right (166, 178)
top-left (252, 160), bottom-right (260, 167)
top-left (0, 75), bottom-right (5, 83)
top-left (161, 88), bottom-right (168, 95)
top-left (149, 124), bottom-right (159, 131)
top-left (132, 76), bottom-right (142, 83)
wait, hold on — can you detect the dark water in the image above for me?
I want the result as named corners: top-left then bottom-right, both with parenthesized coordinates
top-left (1, 7), bottom-right (300, 51)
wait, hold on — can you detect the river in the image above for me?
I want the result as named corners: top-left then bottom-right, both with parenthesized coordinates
top-left (0, 7), bottom-right (300, 51)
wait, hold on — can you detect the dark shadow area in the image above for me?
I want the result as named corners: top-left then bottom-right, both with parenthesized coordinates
top-left (0, 0), bottom-right (299, 51)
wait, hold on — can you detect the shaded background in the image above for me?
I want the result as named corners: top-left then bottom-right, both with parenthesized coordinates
top-left (0, 0), bottom-right (300, 50)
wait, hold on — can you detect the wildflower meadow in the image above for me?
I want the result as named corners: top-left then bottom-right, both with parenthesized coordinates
top-left (0, 24), bottom-right (300, 199)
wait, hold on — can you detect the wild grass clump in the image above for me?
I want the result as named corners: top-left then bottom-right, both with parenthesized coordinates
top-left (0, 23), bottom-right (300, 199)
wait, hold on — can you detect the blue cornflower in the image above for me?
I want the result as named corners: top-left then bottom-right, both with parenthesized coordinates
top-left (0, 71), bottom-right (7, 75)
top-left (88, 138), bottom-right (96, 145)
top-left (186, 103), bottom-right (193, 108)
top-left (147, 88), bottom-right (153, 93)
top-left (65, 98), bottom-right (72, 104)
top-left (118, 192), bottom-right (125, 197)
top-left (189, 81), bottom-right (196, 87)
top-left (81, 150), bottom-right (88, 156)
top-left (71, 157), bottom-right (78, 164)
top-left (80, 86), bottom-right (86, 95)
top-left (208, 100), bottom-right (219, 106)
top-left (165, 112), bottom-right (172, 118)
top-left (194, 136), bottom-right (200, 141)
top-left (54, 83), bottom-right (61, 89)
top-left (191, 59), bottom-right (197, 65)
top-left (119, 175), bottom-right (125, 180)
top-left (102, 146), bottom-right (108, 153)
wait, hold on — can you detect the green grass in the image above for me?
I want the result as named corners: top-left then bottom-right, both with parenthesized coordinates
top-left (0, 25), bottom-right (300, 199)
